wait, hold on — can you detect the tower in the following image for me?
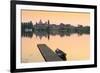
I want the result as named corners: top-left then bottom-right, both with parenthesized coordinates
top-left (39, 19), bottom-right (43, 24)
top-left (47, 20), bottom-right (50, 24)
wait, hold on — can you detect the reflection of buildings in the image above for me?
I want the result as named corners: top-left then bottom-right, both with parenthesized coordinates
top-left (21, 20), bottom-right (90, 39)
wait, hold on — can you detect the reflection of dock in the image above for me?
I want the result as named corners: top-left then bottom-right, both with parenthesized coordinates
top-left (37, 44), bottom-right (63, 62)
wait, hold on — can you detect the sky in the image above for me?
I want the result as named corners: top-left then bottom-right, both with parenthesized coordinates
top-left (21, 10), bottom-right (90, 26)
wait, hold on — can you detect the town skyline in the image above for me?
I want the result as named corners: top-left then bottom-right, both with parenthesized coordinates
top-left (21, 20), bottom-right (90, 39)
top-left (22, 19), bottom-right (90, 27)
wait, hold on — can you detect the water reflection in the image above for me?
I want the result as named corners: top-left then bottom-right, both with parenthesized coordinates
top-left (22, 29), bottom-right (90, 40)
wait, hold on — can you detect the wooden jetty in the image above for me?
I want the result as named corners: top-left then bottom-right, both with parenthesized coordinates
top-left (37, 44), bottom-right (63, 62)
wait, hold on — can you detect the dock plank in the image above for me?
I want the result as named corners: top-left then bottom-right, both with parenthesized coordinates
top-left (37, 44), bottom-right (63, 62)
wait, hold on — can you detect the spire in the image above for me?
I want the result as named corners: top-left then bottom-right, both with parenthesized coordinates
top-left (36, 22), bottom-right (38, 25)
top-left (39, 19), bottom-right (43, 24)
top-left (48, 20), bottom-right (50, 24)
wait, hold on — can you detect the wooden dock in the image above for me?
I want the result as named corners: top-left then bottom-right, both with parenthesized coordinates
top-left (37, 44), bottom-right (63, 62)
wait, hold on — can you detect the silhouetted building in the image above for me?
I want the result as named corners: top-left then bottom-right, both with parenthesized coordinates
top-left (34, 20), bottom-right (50, 30)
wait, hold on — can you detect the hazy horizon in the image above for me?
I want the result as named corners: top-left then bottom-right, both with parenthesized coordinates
top-left (21, 10), bottom-right (90, 26)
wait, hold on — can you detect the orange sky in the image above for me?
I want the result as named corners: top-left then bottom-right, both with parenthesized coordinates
top-left (21, 10), bottom-right (90, 26)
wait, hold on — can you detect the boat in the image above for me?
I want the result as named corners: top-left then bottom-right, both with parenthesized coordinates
top-left (55, 48), bottom-right (67, 61)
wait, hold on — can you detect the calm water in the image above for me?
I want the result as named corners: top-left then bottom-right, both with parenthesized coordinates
top-left (21, 34), bottom-right (90, 63)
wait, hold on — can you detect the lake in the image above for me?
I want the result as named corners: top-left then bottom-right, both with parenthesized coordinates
top-left (21, 34), bottom-right (90, 63)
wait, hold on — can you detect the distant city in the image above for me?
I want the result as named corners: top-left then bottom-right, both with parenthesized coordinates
top-left (21, 20), bottom-right (90, 39)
